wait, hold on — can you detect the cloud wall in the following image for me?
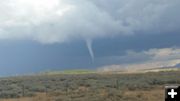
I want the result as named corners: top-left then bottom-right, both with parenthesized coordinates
top-left (0, 0), bottom-right (180, 60)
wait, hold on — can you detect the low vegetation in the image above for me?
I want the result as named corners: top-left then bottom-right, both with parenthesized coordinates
top-left (0, 70), bottom-right (179, 101)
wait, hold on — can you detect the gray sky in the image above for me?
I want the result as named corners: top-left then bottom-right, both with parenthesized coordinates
top-left (0, 0), bottom-right (180, 76)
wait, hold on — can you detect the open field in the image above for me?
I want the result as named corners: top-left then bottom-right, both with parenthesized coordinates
top-left (0, 70), bottom-right (180, 101)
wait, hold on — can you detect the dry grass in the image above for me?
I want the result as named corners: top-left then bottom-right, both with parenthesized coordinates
top-left (0, 93), bottom-right (54, 101)
top-left (0, 87), bottom-right (165, 101)
top-left (123, 86), bottom-right (164, 101)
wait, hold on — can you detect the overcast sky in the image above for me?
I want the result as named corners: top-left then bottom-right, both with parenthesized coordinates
top-left (0, 0), bottom-right (180, 76)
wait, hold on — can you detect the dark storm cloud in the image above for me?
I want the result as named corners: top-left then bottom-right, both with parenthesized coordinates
top-left (0, 0), bottom-right (180, 42)
top-left (0, 0), bottom-right (180, 75)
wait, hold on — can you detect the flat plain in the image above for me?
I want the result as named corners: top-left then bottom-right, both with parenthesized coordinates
top-left (0, 70), bottom-right (179, 101)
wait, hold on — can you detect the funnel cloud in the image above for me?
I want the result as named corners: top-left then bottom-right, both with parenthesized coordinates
top-left (86, 39), bottom-right (94, 62)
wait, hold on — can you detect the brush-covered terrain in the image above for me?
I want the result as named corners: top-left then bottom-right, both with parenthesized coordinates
top-left (0, 70), bottom-right (180, 101)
